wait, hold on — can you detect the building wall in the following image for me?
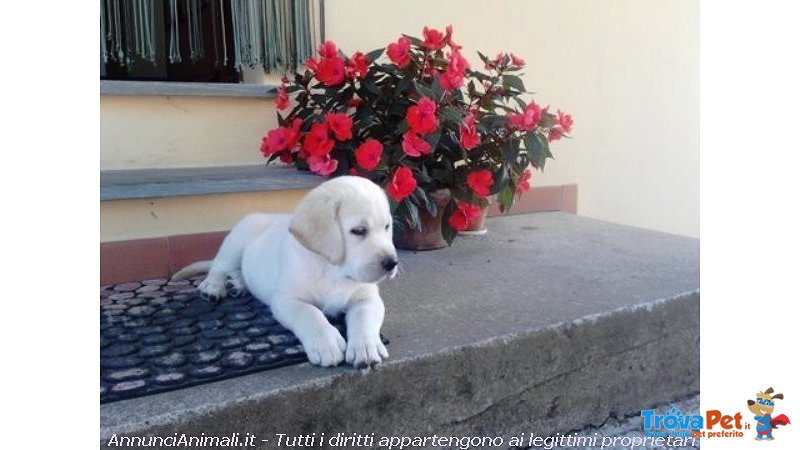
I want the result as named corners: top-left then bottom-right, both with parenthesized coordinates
top-left (100, 0), bottom-right (699, 239)
top-left (100, 95), bottom-right (272, 170)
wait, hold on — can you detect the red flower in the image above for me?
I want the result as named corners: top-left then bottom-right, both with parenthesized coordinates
top-left (422, 25), bottom-right (451, 51)
top-left (325, 112), bottom-right (353, 141)
top-left (305, 57), bottom-right (318, 71)
top-left (308, 153), bottom-right (338, 176)
top-left (402, 131), bottom-right (432, 157)
top-left (440, 47), bottom-right (469, 90)
top-left (439, 70), bottom-right (464, 90)
top-left (486, 52), bottom-right (504, 70)
top-left (459, 115), bottom-right (480, 150)
top-left (278, 150), bottom-right (294, 164)
top-left (260, 118), bottom-right (302, 156)
top-left (444, 25), bottom-right (460, 50)
top-left (355, 139), bottom-right (383, 170)
top-left (276, 84), bottom-right (289, 110)
top-left (317, 41), bottom-right (338, 59)
top-left (406, 97), bottom-right (438, 135)
top-left (467, 170), bottom-right (494, 198)
top-left (348, 97), bottom-right (362, 108)
top-left (515, 169), bottom-right (532, 195)
top-left (449, 47), bottom-right (470, 74)
top-left (307, 41), bottom-right (346, 86)
top-left (316, 56), bottom-right (346, 86)
top-left (302, 122), bottom-right (334, 157)
top-left (548, 127), bottom-right (564, 142)
top-left (510, 53), bottom-right (525, 67)
top-left (386, 167), bottom-right (417, 202)
top-left (387, 37), bottom-right (411, 68)
top-left (346, 51), bottom-right (369, 79)
top-left (508, 101), bottom-right (542, 131)
top-left (448, 201), bottom-right (482, 231)
top-left (557, 109), bottom-right (573, 133)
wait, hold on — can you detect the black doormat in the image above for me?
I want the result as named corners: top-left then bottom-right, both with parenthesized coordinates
top-left (100, 277), bottom-right (388, 404)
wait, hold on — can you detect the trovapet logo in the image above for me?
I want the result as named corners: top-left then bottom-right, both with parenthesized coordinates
top-left (642, 386), bottom-right (792, 441)
top-left (641, 408), bottom-right (748, 439)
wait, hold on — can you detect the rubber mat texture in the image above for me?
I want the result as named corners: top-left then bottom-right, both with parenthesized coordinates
top-left (100, 277), bottom-right (385, 403)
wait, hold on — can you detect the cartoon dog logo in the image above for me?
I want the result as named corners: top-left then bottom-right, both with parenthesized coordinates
top-left (747, 387), bottom-right (791, 440)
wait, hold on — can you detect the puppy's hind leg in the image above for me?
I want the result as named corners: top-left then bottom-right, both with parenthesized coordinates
top-left (198, 214), bottom-right (272, 301)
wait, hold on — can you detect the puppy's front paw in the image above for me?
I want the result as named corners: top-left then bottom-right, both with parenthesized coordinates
top-left (225, 275), bottom-right (247, 298)
top-left (301, 325), bottom-right (347, 367)
top-left (198, 277), bottom-right (227, 301)
top-left (346, 335), bottom-right (389, 369)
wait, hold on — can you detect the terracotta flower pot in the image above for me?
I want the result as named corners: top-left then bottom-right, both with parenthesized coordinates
top-left (393, 189), bottom-right (451, 251)
top-left (459, 205), bottom-right (490, 235)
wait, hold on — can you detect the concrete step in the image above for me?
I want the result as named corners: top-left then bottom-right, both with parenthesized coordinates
top-left (100, 212), bottom-right (699, 448)
top-left (100, 165), bottom-right (321, 201)
top-left (99, 165), bottom-right (579, 279)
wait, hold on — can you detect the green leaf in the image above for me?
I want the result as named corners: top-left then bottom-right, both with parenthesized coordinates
top-left (404, 198), bottom-right (421, 232)
top-left (499, 186), bottom-right (514, 213)
top-left (431, 76), bottom-right (444, 100)
top-left (467, 80), bottom-right (477, 99)
top-left (365, 48), bottom-right (384, 63)
top-left (502, 74), bottom-right (526, 93)
top-left (441, 199), bottom-right (459, 246)
top-left (402, 34), bottom-right (423, 47)
top-left (413, 81), bottom-right (435, 99)
top-left (539, 111), bottom-right (557, 128)
top-left (469, 71), bottom-right (492, 83)
top-left (524, 133), bottom-right (552, 169)
top-left (503, 138), bottom-right (521, 168)
top-left (413, 187), bottom-right (437, 217)
top-left (440, 106), bottom-right (463, 127)
top-left (361, 79), bottom-right (380, 96)
top-left (397, 119), bottom-right (409, 135)
top-left (389, 198), bottom-right (400, 214)
top-left (477, 51), bottom-right (491, 67)
top-left (425, 128), bottom-right (442, 152)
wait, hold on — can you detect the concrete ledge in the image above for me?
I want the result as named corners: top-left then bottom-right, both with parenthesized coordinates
top-left (100, 165), bottom-right (323, 201)
top-left (100, 80), bottom-right (278, 98)
top-left (100, 185), bottom-right (578, 284)
top-left (100, 213), bottom-right (699, 447)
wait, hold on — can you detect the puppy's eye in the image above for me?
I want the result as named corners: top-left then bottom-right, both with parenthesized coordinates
top-left (385, 224), bottom-right (390, 231)
top-left (350, 226), bottom-right (368, 237)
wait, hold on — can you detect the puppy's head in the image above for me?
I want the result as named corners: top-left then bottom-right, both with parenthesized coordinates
top-left (289, 176), bottom-right (398, 283)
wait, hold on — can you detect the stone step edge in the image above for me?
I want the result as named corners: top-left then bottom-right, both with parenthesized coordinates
top-left (101, 290), bottom-right (699, 443)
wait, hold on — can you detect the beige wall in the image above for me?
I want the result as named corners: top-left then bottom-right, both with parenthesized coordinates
top-left (100, 95), bottom-right (273, 170)
top-left (100, 0), bottom-right (699, 239)
top-left (100, 190), bottom-right (307, 243)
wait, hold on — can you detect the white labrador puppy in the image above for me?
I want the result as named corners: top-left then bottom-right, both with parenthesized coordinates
top-left (172, 176), bottom-right (398, 368)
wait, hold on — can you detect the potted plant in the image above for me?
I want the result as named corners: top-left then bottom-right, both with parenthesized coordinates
top-left (260, 25), bottom-right (573, 249)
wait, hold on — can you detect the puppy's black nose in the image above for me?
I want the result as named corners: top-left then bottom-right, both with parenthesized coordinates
top-left (381, 257), bottom-right (398, 272)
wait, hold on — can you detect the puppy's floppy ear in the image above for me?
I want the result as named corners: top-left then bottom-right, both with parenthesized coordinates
top-left (289, 188), bottom-right (346, 265)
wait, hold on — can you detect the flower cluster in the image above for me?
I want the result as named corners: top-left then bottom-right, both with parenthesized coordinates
top-left (261, 26), bottom-right (572, 244)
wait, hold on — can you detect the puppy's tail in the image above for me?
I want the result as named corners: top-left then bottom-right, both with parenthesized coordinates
top-left (171, 260), bottom-right (213, 281)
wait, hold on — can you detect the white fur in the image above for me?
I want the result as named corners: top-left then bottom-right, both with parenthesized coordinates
top-left (172, 176), bottom-right (397, 368)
